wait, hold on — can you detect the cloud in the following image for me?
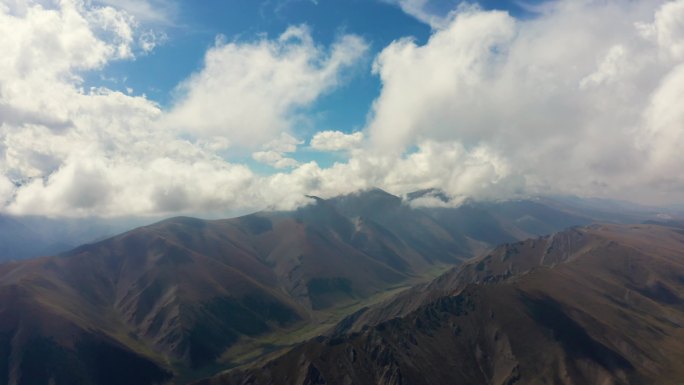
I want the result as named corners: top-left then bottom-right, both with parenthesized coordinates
top-left (263, 132), bottom-right (303, 153)
top-left (640, 63), bottom-right (684, 198)
top-left (92, 0), bottom-right (172, 52)
top-left (648, 0), bottom-right (684, 60)
top-left (252, 133), bottom-right (302, 169)
top-left (0, 0), bottom-right (261, 217)
top-left (310, 131), bottom-right (363, 151)
top-left (2, 0), bottom-right (684, 218)
top-left (163, 26), bottom-right (369, 149)
top-left (368, 8), bottom-right (517, 152)
top-left (9, 150), bottom-right (259, 217)
top-left (0, 1), bottom-right (369, 217)
top-left (0, 175), bottom-right (13, 206)
top-left (94, 0), bottom-right (177, 25)
top-left (252, 151), bottom-right (299, 169)
top-left (364, 0), bottom-right (684, 204)
top-left (236, 139), bottom-right (520, 214)
top-left (383, 0), bottom-right (460, 29)
top-left (0, 0), bottom-right (135, 78)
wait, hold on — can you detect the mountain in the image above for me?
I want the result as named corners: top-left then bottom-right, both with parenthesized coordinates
top-left (0, 190), bottom-right (665, 263)
top-left (0, 215), bottom-right (72, 261)
top-left (0, 189), bottom-right (676, 385)
top-left (199, 223), bottom-right (684, 385)
top-left (0, 215), bottom-right (155, 262)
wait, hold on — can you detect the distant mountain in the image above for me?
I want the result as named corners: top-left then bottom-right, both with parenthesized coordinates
top-left (0, 215), bottom-right (71, 261)
top-left (202, 224), bottom-right (684, 385)
top-left (0, 215), bottom-right (154, 262)
top-left (0, 190), bottom-right (667, 263)
top-left (0, 189), bottom-right (676, 385)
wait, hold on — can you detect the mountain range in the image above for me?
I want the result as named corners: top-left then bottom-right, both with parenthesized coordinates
top-left (0, 215), bottom-right (155, 262)
top-left (0, 189), bottom-right (679, 385)
top-left (198, 223), bottom-right (684, 385)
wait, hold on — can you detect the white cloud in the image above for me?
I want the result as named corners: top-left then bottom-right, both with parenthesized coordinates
top-left (0, 0), bottom-right (131, 79)
top-left (92, 0), bottom-right (171, 53)
top-left (2, 0), bottom-right (684, 218)
top-left (250, 140), bottom-right (519, 209)
top-left (579, 45), bottom-right (632, 89)
top-left (137, 29), bottom-right (167, 53)
top-left (94, 0), bottom-right (177, 25)
top-left (364, 0), bottom-right (684, 205)
top-left (653, 0), bottom-right (684, 60)
top-left (0, 1), bottom-right (370, 217)
top-left (368, 8), bottom-right (517, 152)
top-left (640, 63), bottom-right (684, 198)
top-left (263, 132), bottom-right (303, 153)
top-left (384, 0), bottom-right (462, 29)
top-left (252, 132), bottom-right (302, 169)
top-left (252, 150), bottom-right (299, 169)
top-left (0, 0), bottom-right (262, 217)
top-left (163, 26), bottom-right (368, 149)
top-left (310, 131), bottom-right (363, 151)
top-left (8, 149), bottom-right (261, 217)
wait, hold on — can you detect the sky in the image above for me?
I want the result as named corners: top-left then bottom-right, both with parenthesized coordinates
top-left (0, 0), bottom-right (683, 218)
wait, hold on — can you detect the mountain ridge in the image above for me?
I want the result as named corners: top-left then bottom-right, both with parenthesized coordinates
top-left (198, 223), bottom-right (684, 385)
top-left (0, 189), bottom-right (676, 385)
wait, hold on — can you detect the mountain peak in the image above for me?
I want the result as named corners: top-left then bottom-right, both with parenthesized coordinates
top-left (327, 188), bottom-right (402, 218)
top-left (406, 188), bottom-right (451, 203)
top-left (304, 195), bottom-right (325, 202)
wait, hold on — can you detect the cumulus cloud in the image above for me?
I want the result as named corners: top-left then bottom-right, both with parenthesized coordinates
top-left (164, 26), bottom-right (369, 149)
top-left (263, 132), bottom-right (303, 153)
top-left (252, 133), bottom-right (302, 169)
top-left (252, 151), bottom-right (299, 169)
top-left (0, 0), bottom-right (134, 78)
top-left (0, 0), bottom-right (259, 217)
top-left (0, 0), bottom-right (368, 217)
top-left (643, 0), bottom-right (684, 60)
top-left (9, 150), bottom-right (259, 217)
top-left (251, 140), bottom-right (520, 209)
top-left (365, 0), bottom-right (684, 204)
top-left (310, 131), bottom-right (363, 151)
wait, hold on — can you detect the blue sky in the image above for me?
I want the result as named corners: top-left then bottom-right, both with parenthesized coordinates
top-left (94, 0), bottom-right (541, 140)
top-left (88, 0), bottom-right (548, 171)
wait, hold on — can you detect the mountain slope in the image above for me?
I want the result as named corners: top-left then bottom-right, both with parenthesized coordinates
top-left (0, 190), bottom-right (660, 385)
top-left (199, 224), bottom-right (684, 385)
top-left (0, 190), bottom-right (468, 385)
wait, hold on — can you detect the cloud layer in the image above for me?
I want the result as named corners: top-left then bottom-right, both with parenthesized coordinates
top-left (0, 0), bottom-right (683, 217)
